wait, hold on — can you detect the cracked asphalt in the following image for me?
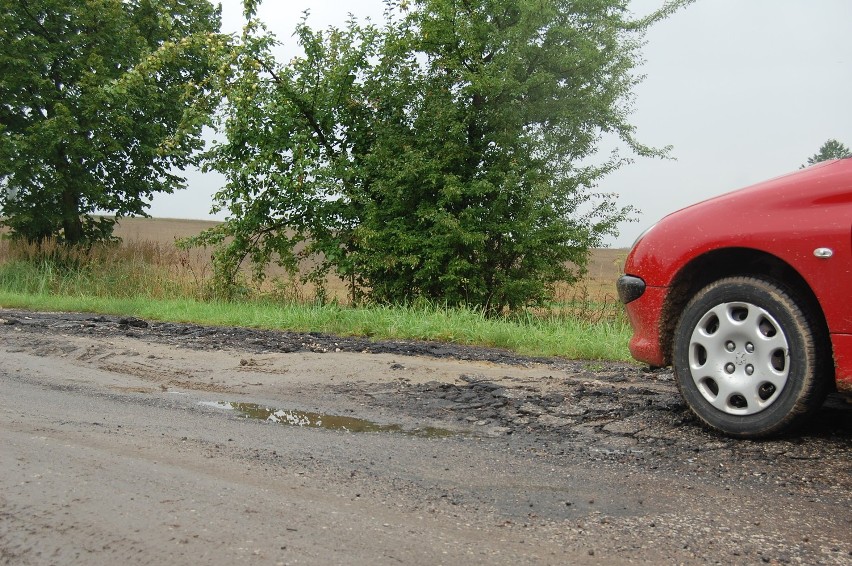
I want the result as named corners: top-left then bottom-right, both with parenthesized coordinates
top-left (1, 308), bottom-right (850, 565)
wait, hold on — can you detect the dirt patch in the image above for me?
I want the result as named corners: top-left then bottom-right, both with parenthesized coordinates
top-left (2, 308), bottom-right (852, 565)
top-left (2, 307), bottom-right (850, 487)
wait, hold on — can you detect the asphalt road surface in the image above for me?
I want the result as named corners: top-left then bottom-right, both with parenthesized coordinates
top-left (1, 309), bottom-right (850, 565)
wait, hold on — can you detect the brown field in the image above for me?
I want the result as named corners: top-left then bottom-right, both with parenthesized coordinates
top-left (583, 247), bottom-right (629, 289)
top-left (0, 214), bottom-right (629, 324)
top-left (111, 217), bottom-right (628, 305)
top-left (112, 216), bottom-right (222, 243)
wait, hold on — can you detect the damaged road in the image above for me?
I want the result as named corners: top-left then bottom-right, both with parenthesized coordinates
top-left (1, 309), bottom-right (850, 565)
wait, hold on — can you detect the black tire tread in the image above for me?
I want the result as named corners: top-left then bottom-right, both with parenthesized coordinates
top-left (672, 276), bottom-right (830, 438)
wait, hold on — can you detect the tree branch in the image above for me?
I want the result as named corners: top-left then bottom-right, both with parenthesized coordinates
top-left (254, 55), bottom-right (339, 158)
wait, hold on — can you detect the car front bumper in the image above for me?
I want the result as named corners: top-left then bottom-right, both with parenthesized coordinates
top-left (618, 279), bottom-right (669, 368)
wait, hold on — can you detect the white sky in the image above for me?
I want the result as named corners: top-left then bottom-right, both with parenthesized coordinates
top-left (148, 0), bottom-right (852, 248)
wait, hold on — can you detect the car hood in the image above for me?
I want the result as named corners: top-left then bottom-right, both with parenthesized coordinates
top-left (627, 158), bottom-right (852, 285)
top-left (670, 158), bottom-right (852, 219)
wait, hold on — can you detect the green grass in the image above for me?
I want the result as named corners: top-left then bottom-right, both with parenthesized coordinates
top-left (0, 290), bottom-right (633, 361)
top-left (0, 239), bottom-right (633, 361)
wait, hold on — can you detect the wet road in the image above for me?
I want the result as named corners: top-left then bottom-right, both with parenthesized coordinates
top-left (1, 311), bottom-right (851, 565)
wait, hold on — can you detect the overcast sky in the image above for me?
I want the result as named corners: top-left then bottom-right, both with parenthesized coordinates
top-left (147, 0), bottom-right (852, 248)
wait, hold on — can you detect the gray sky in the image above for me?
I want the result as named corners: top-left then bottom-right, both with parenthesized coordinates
top-left (148, 0), bottom-right (852, 248)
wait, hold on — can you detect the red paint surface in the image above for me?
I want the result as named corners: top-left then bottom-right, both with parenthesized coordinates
top-left (622, 158), bottom-right (852, 389)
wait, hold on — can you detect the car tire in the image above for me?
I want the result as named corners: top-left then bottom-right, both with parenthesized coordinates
top-left (672, 276), bottom-right (829, 438)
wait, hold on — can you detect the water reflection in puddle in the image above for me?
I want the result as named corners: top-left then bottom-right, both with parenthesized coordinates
top-left (200, 401), bottom-right (456, 438)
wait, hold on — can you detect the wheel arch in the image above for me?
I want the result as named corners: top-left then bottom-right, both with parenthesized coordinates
top-left (659, 248), bottom-right (832, 371)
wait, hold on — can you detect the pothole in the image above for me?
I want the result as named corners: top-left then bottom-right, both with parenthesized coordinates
top-left (200, 401), bottom-right (458, 438)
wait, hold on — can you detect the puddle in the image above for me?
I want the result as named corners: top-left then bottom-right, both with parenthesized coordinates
top-left (200, 401), bottom-right (457, 438)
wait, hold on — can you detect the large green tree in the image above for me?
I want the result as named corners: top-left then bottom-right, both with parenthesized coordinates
top-left (195, 0), bottom-right (685, 311)
top-left (0, 0), bottom-right (224, 244)
top-left (802, 139), bottom-right (851, 168)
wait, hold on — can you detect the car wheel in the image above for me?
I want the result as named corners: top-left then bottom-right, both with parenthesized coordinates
top-left (672, 276), bottom-right (828, 438)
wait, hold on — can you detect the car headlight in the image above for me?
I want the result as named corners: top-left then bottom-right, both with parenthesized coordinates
top-left (617, 275), bottom-right (646, 304)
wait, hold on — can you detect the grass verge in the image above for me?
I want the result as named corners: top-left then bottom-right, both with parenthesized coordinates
top-left (0, 290), bottom-right (633, 361)
top-left (0, 238), bottom-right (633, 361)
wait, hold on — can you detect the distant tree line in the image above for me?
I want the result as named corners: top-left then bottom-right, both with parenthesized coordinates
top-left (802, 139), bottom-right (851, 168)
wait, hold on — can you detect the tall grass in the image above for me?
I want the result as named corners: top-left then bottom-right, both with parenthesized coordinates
top-left (0, 237), bottom-right (208, 299)
top-left (0, 237), bottom-right (633, 361)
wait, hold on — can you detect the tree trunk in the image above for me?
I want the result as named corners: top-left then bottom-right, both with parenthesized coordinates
top-left (60, 187), bottom-right (83, 244)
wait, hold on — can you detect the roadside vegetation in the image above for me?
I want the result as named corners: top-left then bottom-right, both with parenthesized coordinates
top-left (1, 0), bottom-right (687, 362)
top-left (0, 234), bottom-right (632, 361)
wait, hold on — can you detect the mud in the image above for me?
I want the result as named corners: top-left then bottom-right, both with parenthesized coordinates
top-left (1, 308), bottom-right (851, 565)
top-left (3, 309), bottom-right (848, 453)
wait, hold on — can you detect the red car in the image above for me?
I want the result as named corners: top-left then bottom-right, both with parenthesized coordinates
top-left (617, 158), bottom-right (852, 438)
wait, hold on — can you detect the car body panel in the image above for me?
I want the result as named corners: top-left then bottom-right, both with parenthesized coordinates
top-left (830, 334), bottom-right (852, 393)
top-left (621, 285), bottom-right (667, 367)
top-left (621, 158), bottom-right (852, 391)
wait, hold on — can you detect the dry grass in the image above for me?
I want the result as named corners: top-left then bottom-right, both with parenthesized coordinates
top-left (0, 237), bottom-right (204, 299)
top-left (112, 217), bottom-right (346, 300)
top-left (1, 216), bottom-right (628, 316)
top-left (113, 216), bottom-right (627, 299)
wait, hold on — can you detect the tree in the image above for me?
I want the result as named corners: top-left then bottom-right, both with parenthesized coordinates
top-left (0, 0), bottom-right (224, 244)
top-left (193, 0), bottom-right (686, 311)
top-left (802, 139), bottom-right (851, 168)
